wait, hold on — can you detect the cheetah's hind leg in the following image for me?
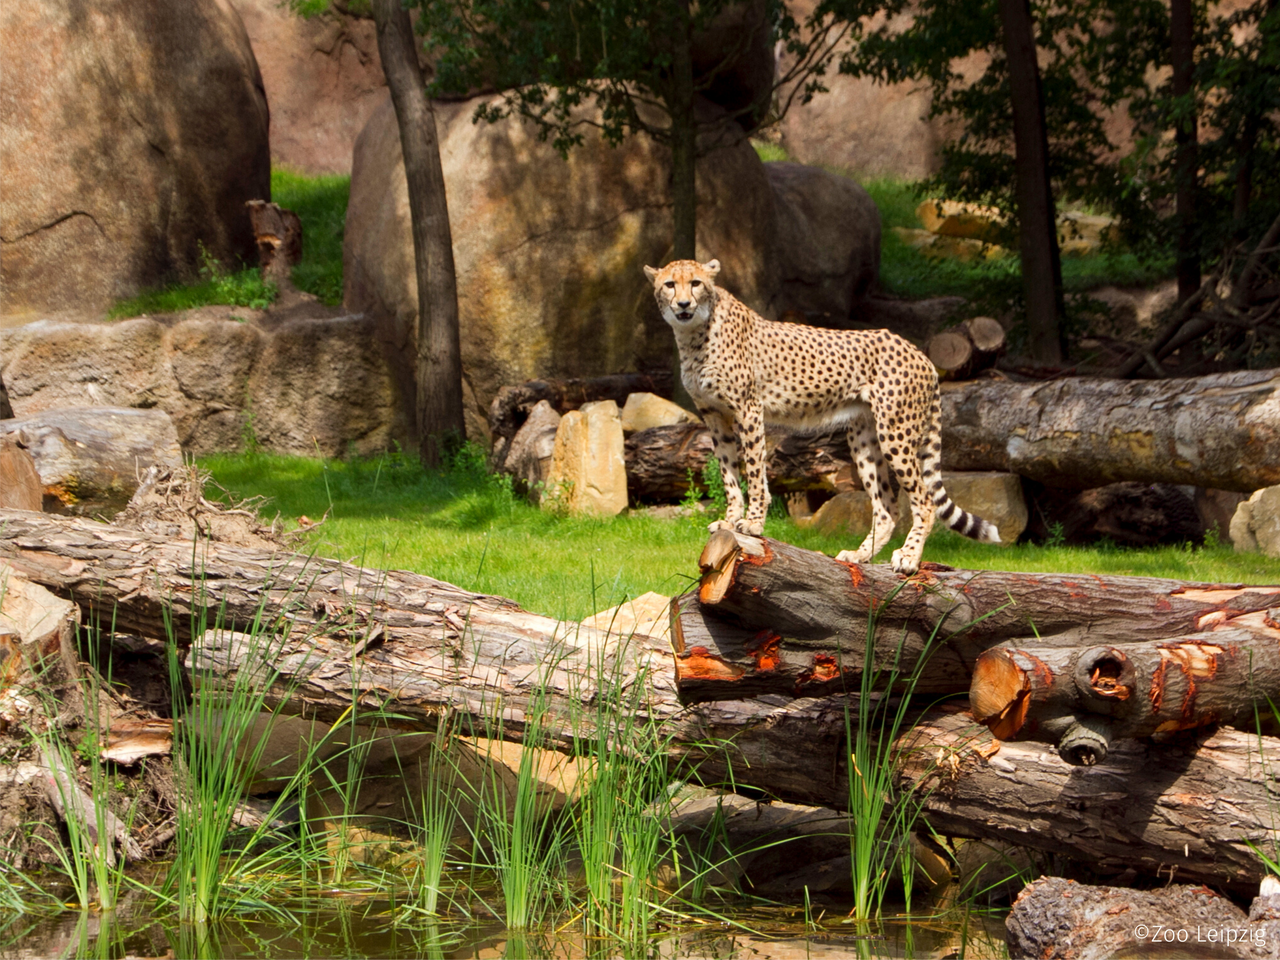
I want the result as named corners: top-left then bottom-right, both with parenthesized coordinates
top-left (834, 412), bottom-right (900, 565)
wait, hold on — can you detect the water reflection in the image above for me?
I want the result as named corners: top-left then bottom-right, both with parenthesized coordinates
top-left (1, 902), bottom-right (1009, 960)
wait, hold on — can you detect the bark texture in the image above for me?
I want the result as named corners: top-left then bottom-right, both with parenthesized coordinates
top-left (679, 529), bottom-right (1280, 700)
top-left (373, 0), bottom-right (465, 466)
top-left (617, 370), bottom-right (1280, 502)
top-left (940, 368), bottom-right (1280, 490)
top-left (9, 511), bottom-right (1280, 888)
top-left (1005, 876), bottom-right (1277, 959)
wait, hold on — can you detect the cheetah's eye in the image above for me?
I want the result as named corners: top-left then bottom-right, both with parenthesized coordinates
top-left (691, 280), bottom-right (701, 287)
top-left (664, 281), bottom-right (676, 289)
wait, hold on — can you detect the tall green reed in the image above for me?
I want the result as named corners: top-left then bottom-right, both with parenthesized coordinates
top-left (27, 620), bottom-right (135, 913)
top-left (844, 581), bottom-right (935, 922)
top-left (569, 628), bottom-right (671, 945)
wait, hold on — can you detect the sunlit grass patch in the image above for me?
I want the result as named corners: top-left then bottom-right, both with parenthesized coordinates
top-left (270, 166), bottom-right (348, 306)
top-left (203, 450), bottom-right (1280, 624)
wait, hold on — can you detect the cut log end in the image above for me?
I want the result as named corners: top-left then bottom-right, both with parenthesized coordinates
top-left (927, 330), bottom-right (974, 374)
top-left (1058, 716), bottom-right (1114, 766)
top-left (698, 528), bottom-right (742, 605)
top-left (970, 648), bottom-right (1031, 740)
top-left (963, 316), bottom-right (1006, 353)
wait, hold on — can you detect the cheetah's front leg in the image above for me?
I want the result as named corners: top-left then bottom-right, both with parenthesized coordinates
top-left (733, 400), bottom-right (769, 537)
top-left (700, 409), bottom-right (748, 533)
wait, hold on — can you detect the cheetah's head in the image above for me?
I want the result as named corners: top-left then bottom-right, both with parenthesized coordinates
top-left (643, 259), bottom-right (720, 328)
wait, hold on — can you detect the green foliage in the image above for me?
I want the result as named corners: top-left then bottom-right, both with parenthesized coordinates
top-left (270, 167), bottom-right (349, 306)
top-left (108, 245), bottom-right (277, 319)
top-left (417, 0), bottom-right (810, 151)
top-left (822, 0), bottom-right (1279, 278)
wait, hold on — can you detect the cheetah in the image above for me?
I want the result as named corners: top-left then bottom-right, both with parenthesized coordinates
top-left (644, 257), bottom-right (1000, 575)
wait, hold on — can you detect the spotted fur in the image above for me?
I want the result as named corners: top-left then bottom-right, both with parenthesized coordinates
top-left (643, 257), bottom-right (1000, 575)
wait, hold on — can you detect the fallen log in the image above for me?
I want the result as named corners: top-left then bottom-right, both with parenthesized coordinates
top-left (7, 510), bottom-right (1280, 887)
top-left (0, 407), bottom-right (184, 516)
top-left (969, 626), bottom-right (1280, 765)
top-left (940, 368), bottom-right (1280, 491)
top-left (925, 316), bottom-right (1005, 380)
top-left (678, 529), bottom-right (1280, 701)
top-left (903, 709), bottom-right (1280, 894)
top-left (620, 368), bottom-right (1280, 501)
top-left (1004, 876), bottom-right (1278, 959)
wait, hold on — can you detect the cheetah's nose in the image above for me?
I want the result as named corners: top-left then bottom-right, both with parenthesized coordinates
top-left (676, 300), bottom-right (691, 309)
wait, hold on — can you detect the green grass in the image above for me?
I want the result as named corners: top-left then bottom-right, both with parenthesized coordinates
top-left (107, 167), bottom-right (348, 319)
top-left (201, 451), bottom-right (1280, 623)
top-left (271, 167), bottom-right (349, 306)
top-left (860, 178), bottom-right (1173, 303)
top-left (108, 247), bottom-right (277, 320)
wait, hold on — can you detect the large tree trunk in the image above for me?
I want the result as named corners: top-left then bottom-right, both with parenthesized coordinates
top-left (373, 0), bottom-right (465, 467)
top-left (905, 709), bottom-right (1280, 894)
top-left (625, 369), bottom-right (1280, 501)
top-left (998, 0), bottom-right (1066, 365)
top-left (665, 0), bottom-right (699, 413)
top-left (680, 529), bottom-right (1280, 698)
top-left (940, 368), bottom-right (1280, 490)
top-left (7, 510), bottom-right (1280, 889)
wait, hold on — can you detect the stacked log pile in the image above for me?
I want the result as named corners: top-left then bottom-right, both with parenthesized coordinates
top-left (6, 509), bottom-right (1280, 891)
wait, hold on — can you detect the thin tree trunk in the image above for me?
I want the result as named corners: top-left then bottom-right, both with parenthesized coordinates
top-left (1171, 0), bottom-right (1201, 302)
top-left (373, 0), bottom-right (465, 467)
top-left (998, 0), bottom-right (1066, 365)
top-left (667, 0), bottom-right (699, 411)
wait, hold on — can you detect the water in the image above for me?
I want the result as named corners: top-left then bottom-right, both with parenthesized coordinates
top-left (1, 899), bottom-right (1008, 959)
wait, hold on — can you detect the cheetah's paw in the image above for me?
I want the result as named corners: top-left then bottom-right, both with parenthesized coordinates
top-left (890, 549), bottom-right (921, 577)
top-left (733, 518), bottom-right (764, 537)
top-left (834, 549), bottom-right (867, 564)
top-left (707, 520), bottom-right (735, 533)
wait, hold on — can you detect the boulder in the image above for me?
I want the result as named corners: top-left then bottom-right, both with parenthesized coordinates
top-left (768, 162), bottom-right (881, 324)
top-left (801, 471), bottom-right (1024, 544)
top-left (230, 0), bottom-right (386, 175)
top-left (247, 314), bottom-right (408, 457)
top-left (0, 0), bottom-right (270, 317)
top-left (0, 439), bottom-right (41, 512)
top-left (500, 399), bottom-right (561, 502)
top-left (690, 1), bottom-right (776, 132)
top-left (0, 314), bottom-right (409, 458)
top-left (0, 407), bottom-right (183, 516)
top-left (545, 400), bottom-right (628, 517)
top-left (1231, 486), bottom-right (1280, 558)
top-left (941, 471), bottom-right (1027, 544)
top-left (344, 93), bottom-right (779, 438)
top-left (803, 487), bottom-right (911, 543)
top-left (620, 392), bottom-right (699, 433)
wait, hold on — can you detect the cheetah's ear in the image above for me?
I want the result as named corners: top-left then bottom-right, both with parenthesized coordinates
top-left (703, 259), bottom-right (721, 278)
top-left (643, 265), bottom-right (658, 284)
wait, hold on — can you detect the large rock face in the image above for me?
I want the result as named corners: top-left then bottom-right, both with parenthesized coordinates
top-left (768, 162), bottom-right (880, 324)
top-left (0, 0), bottom-right (271, 317)
top-left (0, 316), bottom-right (408, 457)
top-left (230, 0), bottom-right (385, 175)
top-left (345, 94), bottom-right (780, 437)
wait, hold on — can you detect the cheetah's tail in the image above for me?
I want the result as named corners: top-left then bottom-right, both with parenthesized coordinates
top-left (921, 392), bottom-right (1001, 543)
top-left (932, 486), bottom-right (1002, 544)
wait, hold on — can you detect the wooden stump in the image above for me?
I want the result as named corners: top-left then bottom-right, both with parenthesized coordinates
top-left (0, 438), bottom-right (41, 511)
top-left (245, 199), bottom-right (303, 287)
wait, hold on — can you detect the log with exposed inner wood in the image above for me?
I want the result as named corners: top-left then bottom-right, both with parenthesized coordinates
top-left (5, 509), bottom-right (1280, 890)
